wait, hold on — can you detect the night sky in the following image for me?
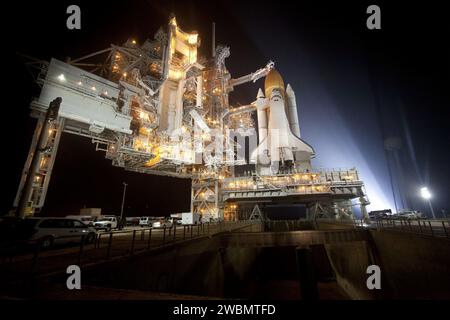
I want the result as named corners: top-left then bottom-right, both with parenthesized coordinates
top-left (3, 0), bottom-right (449, 218)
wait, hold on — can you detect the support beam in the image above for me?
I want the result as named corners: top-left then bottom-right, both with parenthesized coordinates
top-left (191, 177), bottom-right (221, 221)
top-left (16, 98), bottom-right (63, 217)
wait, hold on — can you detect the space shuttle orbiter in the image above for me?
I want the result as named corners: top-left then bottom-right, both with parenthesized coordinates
top-left (251, 69), bottom-right (315, 174)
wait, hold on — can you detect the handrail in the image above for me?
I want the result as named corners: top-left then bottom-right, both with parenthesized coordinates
top-left (316, 218), bottom-right (450, 239)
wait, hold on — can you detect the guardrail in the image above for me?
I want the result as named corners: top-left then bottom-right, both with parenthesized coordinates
top-left (317, 218), bottom-right (450, 239)
top-left (263, 219), bottom-right (316, 232)
top-left (94, 221), bottom-right (252, 259)
top-left (0, 221), bottom-right (256, 277)
top-left (373, 218), bottom-right (450, 238)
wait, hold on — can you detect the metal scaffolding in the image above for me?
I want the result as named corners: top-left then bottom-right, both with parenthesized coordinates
top-left (15, 16), bottom-right (370, 221)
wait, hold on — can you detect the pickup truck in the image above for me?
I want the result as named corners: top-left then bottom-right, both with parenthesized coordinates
top-left (94, 216), bottom-right (118, 231)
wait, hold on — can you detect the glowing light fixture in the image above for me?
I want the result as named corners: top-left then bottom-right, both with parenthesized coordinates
top-left (188, 34), bottom-right (198, 45)
top-left (420, 187), bottom-right (431, 200)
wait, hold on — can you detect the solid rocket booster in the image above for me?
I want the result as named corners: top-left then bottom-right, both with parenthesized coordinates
top-left (286, 84), bottom-right (301, 138)
top-left (256, 88), bottom-right (267, 143)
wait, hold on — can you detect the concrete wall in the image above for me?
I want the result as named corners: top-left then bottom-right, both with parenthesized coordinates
top-left (79, 232), bottom-right (298, 299)
top-left (324, 241), bottom-right (379, 300)
top-left (369, 230), bottom-right (450, 299)
top-left (83, 237), bottom-right (226, 297)
top-left (319, 223), bottom-right (450, 299)
top-left (75, 224), bottom-right (450, 299)
top-left (78, 226), bottom-right (371, 299)
top-left (317, 221), bottom-right (356, 230)
top-left (80, 232), bottom-right (264, 298)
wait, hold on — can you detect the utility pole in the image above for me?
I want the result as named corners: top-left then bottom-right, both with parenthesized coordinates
top-left (420, 187), bottom-right (435, 219)
top-left (120, 182), bottom-right (128, 220)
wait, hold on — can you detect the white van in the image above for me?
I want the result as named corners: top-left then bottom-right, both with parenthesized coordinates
top-left (139, 216), bottom-right (153, 227)
top-left (21, 218), bottom-right (97, 249)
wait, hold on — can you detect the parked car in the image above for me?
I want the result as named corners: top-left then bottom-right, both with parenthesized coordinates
top-left (416, 212), bottom-right (427, 219)
top-left (152, 218), bottom-right (173, 229)
top-left (172, 217), bottom-right (182, 225)
top-left (126, 217), bottom-right (140, 226)
top-left (139, 216), bottom-right (154, 227)
top-left (399, 210), bottom-right (425, 220)
top-left (393, 212), bottom-right (417, 220)
top-left (94, 216), bottom-right (118, 231)
top-left (66, 215), bottom-right (96, 226)
top-left (18, 218), bottom-right (96, 249)
top-left (369, 209), bottom-right (392, 220)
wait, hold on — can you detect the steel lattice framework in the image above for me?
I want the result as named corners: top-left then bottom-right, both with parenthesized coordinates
top-left (15, 17), bottom-right (370, 221)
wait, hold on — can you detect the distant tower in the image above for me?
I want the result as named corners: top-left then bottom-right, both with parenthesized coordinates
top-left (384, 137), bottom-right (408, 211)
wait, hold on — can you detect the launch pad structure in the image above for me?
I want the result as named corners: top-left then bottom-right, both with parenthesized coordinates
top-left (14, 17), bottom-right (370, 221)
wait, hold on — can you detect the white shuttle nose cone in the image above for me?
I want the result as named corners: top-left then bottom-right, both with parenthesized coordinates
top-left (257, 88), bottom-right (265, 99)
